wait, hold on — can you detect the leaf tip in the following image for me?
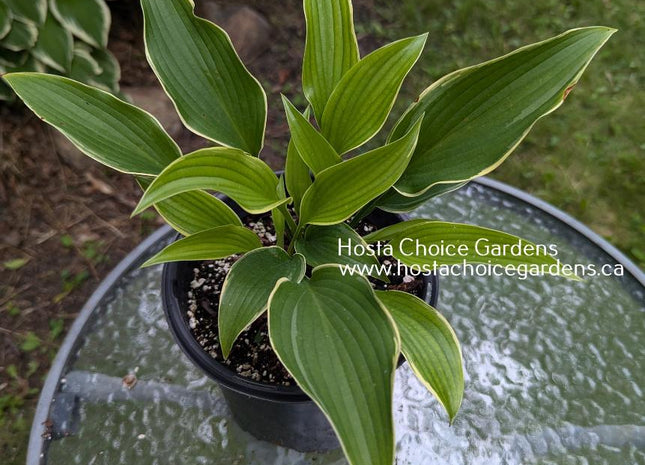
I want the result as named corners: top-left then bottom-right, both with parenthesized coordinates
top-left (567, 272), bottom-right (584, 282)
top-left (140, 257), bottom-right (158, 268)
top-left (444, 397), bottom-right (463, 426)
top-left (132, 197), bottom-right (150, 217)
top-left (596, 26), bottom-right (618, 36)
top-left (412, 32), bottom-right (429, 49)
top-left (281, 94), bottom-right (296, 114)
top-left (2, 72), bottom-right (24, 86)
top-left (220, 342), bottom-right (232, 360)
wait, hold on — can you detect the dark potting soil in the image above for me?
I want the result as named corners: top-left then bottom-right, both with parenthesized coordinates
top-left (184, 214), bottom-right (426, 387)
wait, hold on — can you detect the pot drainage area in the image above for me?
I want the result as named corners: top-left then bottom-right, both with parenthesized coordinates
top-left (32, 180), bottom-right (645, 465)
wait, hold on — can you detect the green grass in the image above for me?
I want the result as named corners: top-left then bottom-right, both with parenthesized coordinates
top-left (361, 0), bottom-right (644, 267)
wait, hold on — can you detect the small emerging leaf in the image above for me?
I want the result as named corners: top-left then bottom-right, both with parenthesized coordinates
top-left (142, 225), bottom-right (262, 267)
top-left (282, 96), bottom-right (341, 174)
top-left (219, 247), bottom-right (306, 358)
top-left (284, 136), bottom-right (312, 215)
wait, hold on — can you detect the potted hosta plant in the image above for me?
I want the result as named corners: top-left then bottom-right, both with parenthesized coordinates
top-left (3, 0), bottom-right (613, 463)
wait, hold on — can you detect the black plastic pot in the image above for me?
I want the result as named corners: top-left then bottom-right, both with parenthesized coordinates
top-left (161, 204), bottom-right (439, 452)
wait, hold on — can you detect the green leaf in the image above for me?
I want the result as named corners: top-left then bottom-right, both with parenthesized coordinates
top-left (1, 19), bottom-right (38, 52)
top-left (377, 182), bottom-right (468, 213)
top-left (90, 48), bottom-right (120, 93)
top-left (142, 225), bottom-right (262, 267)
top-left (6, 364), bottom-right (18, 378)
top-left (155, 192), bottom-right (243, 236)
top-left (8, 54), bottom-right (45, 73)
top-left (302, 0), bottom-right (359, 122)
top-left (271, 176), bottom-right (287, 248)
top-left (2, 0), bottom-right (46, 25)
top-left (137, 178), bottom-right (241, 236)
top-left (285, 106), bottom-right (313, 214)
top-left (133, 147), bottom-right (288, 216)
top-left (49, 318), bottom-right (65, 340)
top-left (31, 13), bottom-right (73, 73)
top-left (4, 73), bottom-right (181, 175)
top-left (141, 0), bottom-right (267, 155)
top-left (20, 332), bottom-right (42, 352)
top-left (282, 96), bottom-right (341, 174)
top-left (50, 0), bottom-right (110, 48)
top-left (219, 247), bottom-right (306, 358)
top-left (268, 266), bottom-right (399, 465)
top-left (376, 290), bottom-right (463, 422)
top-left (284, 140), bottom-right (310, 215)
top-left (3, 258), bottom-right (29, 270)
top-left (69, 47), bottom-right (103, 86)
top-left (362, 219), bottom-right (428, 242)
top-left (392, 27), bottom-right (615, 196)
top-left (365, 220), bottom-right (578, 279)
top-left (0, 48), bottom-right (26, 68)
top-left (320, 34), bottom-right (427, 154)
top-left (0, 2), bottom-right (12, 40)
top-left (299, 117), bottom-right (422, 225)
top-left (60, 235), bottom-right (74, 248)
top-left (295, 224), bottom-right (386, 281)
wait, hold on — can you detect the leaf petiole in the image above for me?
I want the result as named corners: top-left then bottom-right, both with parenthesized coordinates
top-left (287, 223), bottom-right (305, 254)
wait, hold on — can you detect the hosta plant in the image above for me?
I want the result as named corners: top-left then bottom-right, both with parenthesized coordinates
top-left (0, 0), bottom-right (119, 100)
top-left (3, 0), bottom-right (613, 464)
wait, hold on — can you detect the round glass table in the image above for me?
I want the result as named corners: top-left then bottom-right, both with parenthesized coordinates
top-left (28, 178), bottom-right (645, 465)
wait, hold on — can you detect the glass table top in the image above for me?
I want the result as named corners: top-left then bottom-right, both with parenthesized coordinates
top-left (29, 179), bottom-right (645, 465)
